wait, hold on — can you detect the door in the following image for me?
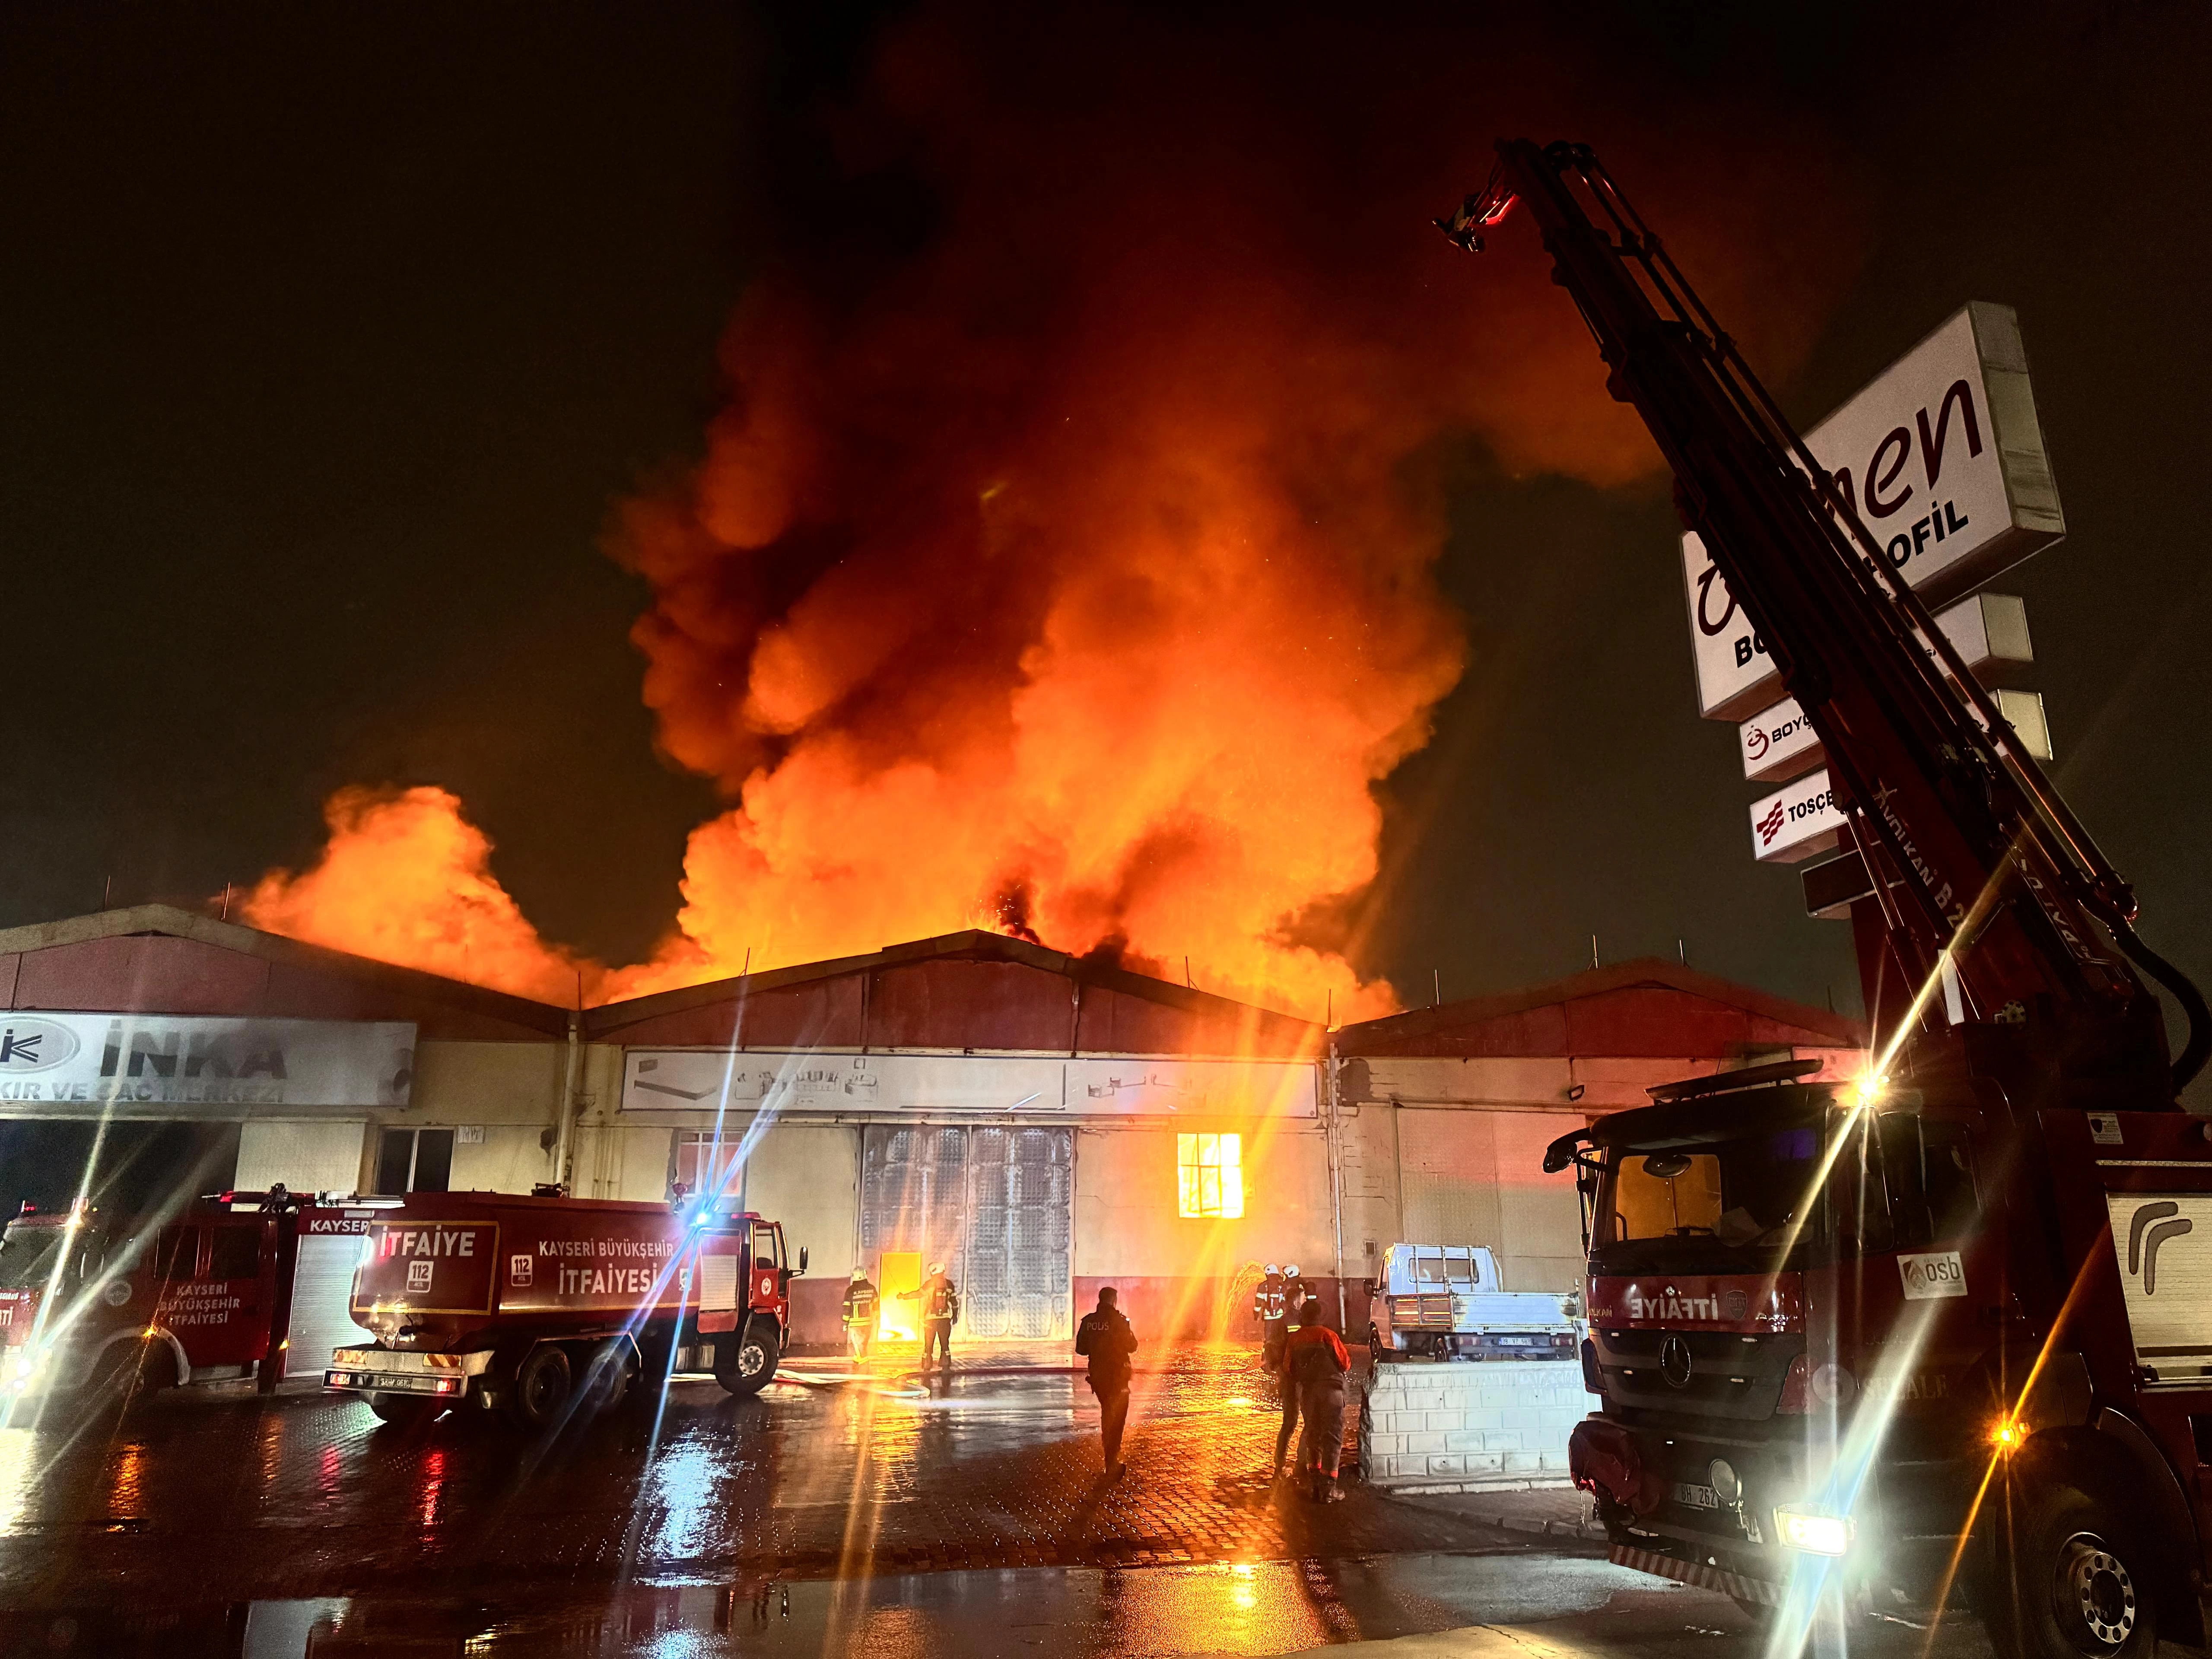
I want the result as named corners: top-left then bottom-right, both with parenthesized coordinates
top-left (964, 1127), bottom-right (1072, 1339)
top-left (860, 1125), bottom-right (1073, 1342)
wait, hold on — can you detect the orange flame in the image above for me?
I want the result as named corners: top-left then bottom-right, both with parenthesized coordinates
top-left (244, 13), bottom-right (1862, 1014)
top-left (243, 787), bottom-right (599, 1005)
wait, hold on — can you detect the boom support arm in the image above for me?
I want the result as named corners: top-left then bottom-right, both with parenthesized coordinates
top-left (1440, 140), bottom-right (2206, 1093)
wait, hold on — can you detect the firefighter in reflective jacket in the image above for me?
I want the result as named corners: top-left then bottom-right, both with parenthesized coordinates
top-left (1253, 1264), bottom-right (1287, 1357)
top-left (842, 1266), bottom-right (880, 1360)
top-left (903, 1262), bottom-right (960, 1374)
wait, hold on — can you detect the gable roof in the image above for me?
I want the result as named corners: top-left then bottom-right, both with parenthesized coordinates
top-left (0, 904), bottom-right (570, 1039)
top-left (1335, 956), bottom-right (1863, 1059)
top-left (586, 928), bottom-right (1323, 1056)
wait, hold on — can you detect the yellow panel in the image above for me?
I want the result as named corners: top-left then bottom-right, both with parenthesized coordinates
top-left (878, 1250), bottom-right (921, 1340)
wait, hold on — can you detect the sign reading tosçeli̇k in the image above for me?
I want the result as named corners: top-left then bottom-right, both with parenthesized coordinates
top-left (0, 1014), bottom-right (415, 1109)
top-left (1685, 302), bottom-right (2065, 721)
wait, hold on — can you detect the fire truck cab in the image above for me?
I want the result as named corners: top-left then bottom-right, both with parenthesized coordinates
top-left (0, 1197), bottom-right (283, 1414)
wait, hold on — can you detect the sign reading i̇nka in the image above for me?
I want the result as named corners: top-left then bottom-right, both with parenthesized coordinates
top-left (1684, 302), bottom-right (2064, 721)
top-left (0, 1014), bottom-right (416, 1110)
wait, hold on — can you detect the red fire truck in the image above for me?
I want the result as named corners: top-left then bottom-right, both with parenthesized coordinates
top-left (322, 1190), bottom-right (803, 1429)
top-left (1440, 143), bottom-right (2212, 1659)
top-left (0, 1194), bottom-right (298, 1414)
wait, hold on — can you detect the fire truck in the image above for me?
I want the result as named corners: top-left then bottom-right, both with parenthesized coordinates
top-left (323, 1189), bottom-right (803, 1429)
top-left (0, 1193), bottom-right (301, 1415)
top-left (1438, 143), bottom-right (2212, 1659)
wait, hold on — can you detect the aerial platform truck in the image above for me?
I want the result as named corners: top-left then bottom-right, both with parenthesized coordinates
top-left (1436, 141), bottom-right (2212, 1659)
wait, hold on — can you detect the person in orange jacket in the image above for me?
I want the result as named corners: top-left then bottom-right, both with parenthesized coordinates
top-left (1282, 1296), bottom-right (1351, 1502)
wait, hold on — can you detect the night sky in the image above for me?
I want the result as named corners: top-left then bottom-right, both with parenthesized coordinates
top-left (5, 6), bottom-right (2208, 1053)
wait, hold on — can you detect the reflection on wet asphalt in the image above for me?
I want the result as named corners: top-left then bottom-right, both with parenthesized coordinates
top-left (0, 1345), bottom-right (2001, 1659)
top-left (0, 1347), bottom-right (1554, 1600)
top-left (0, 1559), bottom-right (2002, 1659)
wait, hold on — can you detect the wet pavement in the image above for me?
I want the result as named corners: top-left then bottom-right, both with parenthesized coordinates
top-left (0, 1344), bottom-right (1557, 1600)
top-left (0, 1344), bottom-right (2003, 1659)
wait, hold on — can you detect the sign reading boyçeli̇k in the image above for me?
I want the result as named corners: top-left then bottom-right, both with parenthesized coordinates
top-left (1684, 302), bottom-right (2066, 721)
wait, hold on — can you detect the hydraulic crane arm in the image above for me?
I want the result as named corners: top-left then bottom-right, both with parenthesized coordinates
top-left (1439, 140), bottom-right (2206, 1095)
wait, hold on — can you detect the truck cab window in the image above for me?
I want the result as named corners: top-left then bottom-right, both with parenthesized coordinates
top-left (750, 1223), bottom-right (780, 1270)
top-left (207, 1227), bottom-right (260, 1282)
top-left (1878, 1116), bottom-right (1981, 1248)
top-left (1609, 1152), bottom-right (1725, 1242)
top-left (0, 1226), bottom-right (68, 1290)
top-left (155, 1227), bottom-right (199, 1281)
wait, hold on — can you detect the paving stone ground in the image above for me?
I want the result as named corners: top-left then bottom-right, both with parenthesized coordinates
top-left (0, 1342), bottom-right (1597, 1608)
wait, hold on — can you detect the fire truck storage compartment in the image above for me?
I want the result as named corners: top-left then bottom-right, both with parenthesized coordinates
top-left (861, 1124), bottom-right (1072, 1340)
top-left (286, 1215), bottom-right (372, 1378)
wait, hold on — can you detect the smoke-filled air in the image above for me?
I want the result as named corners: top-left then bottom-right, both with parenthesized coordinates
top-left (244, 8), bottom-right (1859, 1017)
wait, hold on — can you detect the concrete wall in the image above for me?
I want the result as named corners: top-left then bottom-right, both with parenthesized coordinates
top-left (1360, 1359), bottom-right (1597, 1491)
top-left (739, 1124), bottom-right (861, 1346)
top-left (1073, 1120), bottom-right (1336, 1340)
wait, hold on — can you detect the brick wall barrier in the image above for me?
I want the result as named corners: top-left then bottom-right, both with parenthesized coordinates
top-left (1359, 1357), bottom-right (1598, 1492)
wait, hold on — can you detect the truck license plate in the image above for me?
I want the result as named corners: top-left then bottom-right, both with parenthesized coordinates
top-left (1673, 1481), bottom-right (1721, 1510)
top-left (1494, 1336), bottom-right (1534, 1346)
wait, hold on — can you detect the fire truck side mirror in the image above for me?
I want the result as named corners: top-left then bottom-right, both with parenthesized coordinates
top-left (797, 1246), bottom-right (809, 1274)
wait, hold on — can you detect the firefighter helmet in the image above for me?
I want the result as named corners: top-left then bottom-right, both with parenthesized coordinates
top-left (1264, 1262), bottom-right (1281, 1276)
top-left (1284, 1262), bottom-right (1302, 1277)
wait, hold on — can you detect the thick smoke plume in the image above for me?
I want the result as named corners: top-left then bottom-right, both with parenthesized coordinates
top-left (247, 9), bottom-right (1859, 1014)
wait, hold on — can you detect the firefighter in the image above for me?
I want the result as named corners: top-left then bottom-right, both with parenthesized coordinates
top-left (1074, 1285), bottom-right (1139, 1477)
top-left (1270, 1285), bottom-right (1306, 1481)
top-left (1253, 1264), bottom-right (1287, 1354)
top-left (902, 1261), bottom-right (960, 1375)
top-left (842, 1265), bottom-right (880, 1361)
top-left (1284, 1295), bottom-right (1351, 1502)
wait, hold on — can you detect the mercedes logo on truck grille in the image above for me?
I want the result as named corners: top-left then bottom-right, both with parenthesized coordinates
top-left (1659, 1334), bottom-right (1694, 1389)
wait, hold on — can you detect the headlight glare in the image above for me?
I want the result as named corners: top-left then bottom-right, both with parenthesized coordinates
top-left (1773, 1505), bottom-right (1853, 1557)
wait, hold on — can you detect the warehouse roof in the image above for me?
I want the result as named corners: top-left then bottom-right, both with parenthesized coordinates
top-left (1334, 956), bottom-right (1862, 1059)
top-left (0, 904), bottom-right (571, 1039)
top-left (586, 928), bottom-right (1324, 1057)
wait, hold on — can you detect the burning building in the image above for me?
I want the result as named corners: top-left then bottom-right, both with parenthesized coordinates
top-left (0, 904), bottom-right (1862, 1355)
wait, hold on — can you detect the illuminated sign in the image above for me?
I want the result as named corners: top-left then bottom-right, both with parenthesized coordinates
top-left (0, 1014), bottom-right (414, 1110)
top-left (1684, 303), bottom-right (2063, 721)
top-left (1749, 768), bottom-right (1845, 864)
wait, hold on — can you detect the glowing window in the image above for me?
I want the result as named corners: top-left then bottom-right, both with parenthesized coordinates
top-left (1177, 1133), bottom-right (1244, 1219)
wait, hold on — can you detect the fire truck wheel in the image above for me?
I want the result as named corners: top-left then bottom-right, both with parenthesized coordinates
top-left (506, 1343), bottom-right (574, 1431)
top-left (365, 1392), bottom-right (440, 1428)
top-left (1986, 1482), bottom-right (2161, 1659)
top-left (715, 1326), bottom-right (779, 1397)
top-left (577, 1341), bottom-right (636, 1415)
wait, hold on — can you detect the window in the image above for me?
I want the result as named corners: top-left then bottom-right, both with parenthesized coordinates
top-left (1176, 1133), bottom-right (1244, 1220)
top-left (674, 1133), bottom-right (744, 1206)
top-left (207, 1226), bottom-right (261, 1282)
top-left (152, 1227), bottom-right (196, 1281)
top-left (750, 1221), bottom-right (779, 1269)
top-left (373, 1128), bottom-right (454, 1195)
top-left (1877, 1116), bottom-right (1981, 1247)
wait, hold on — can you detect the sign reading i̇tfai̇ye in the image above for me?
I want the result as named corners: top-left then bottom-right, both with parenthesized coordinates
top-left (1685, 302), bottom-right (2064, 721)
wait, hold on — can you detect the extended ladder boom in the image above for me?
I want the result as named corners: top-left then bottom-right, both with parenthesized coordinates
top-left (1440, 140), bottom-right (2205, 1098)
